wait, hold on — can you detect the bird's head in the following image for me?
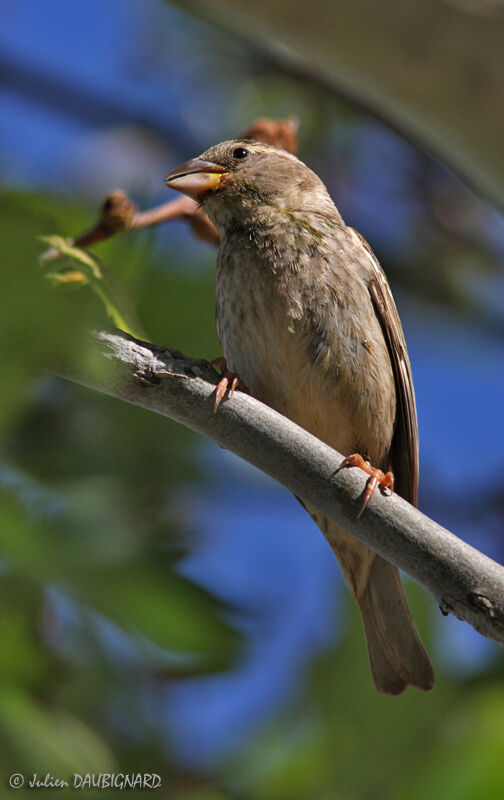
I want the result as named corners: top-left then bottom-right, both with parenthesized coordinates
top-left (164, 139), bottom-right (335, 231)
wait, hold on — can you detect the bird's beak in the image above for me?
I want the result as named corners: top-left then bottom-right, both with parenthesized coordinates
top-left (164, 159), bottom-right (230, 198)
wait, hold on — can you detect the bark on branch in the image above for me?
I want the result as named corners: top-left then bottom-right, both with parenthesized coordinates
top-left (68, 329), bottom-right (504, 645)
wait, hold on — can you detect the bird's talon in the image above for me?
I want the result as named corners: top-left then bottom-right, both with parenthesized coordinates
top-left (229, 375), bottom-right (239, 398)
top-left (340, 453), bottom-right (395, 517)
top-left (211, 358), bottom-right (246, 411)
top-left (213, 378), bottom-right (228, 412)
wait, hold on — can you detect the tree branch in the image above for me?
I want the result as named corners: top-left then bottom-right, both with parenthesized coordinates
top-left (67, 329), bottom-right (504, 645)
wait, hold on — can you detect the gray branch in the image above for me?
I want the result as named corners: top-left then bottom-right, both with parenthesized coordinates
top-left (68, 329), bottom-right (504, 645)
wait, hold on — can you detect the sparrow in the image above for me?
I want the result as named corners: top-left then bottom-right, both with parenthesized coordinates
top-left (165, 140), bottom-right (434, 695)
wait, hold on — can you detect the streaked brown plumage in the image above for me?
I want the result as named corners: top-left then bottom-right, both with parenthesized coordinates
top-left (165, 140), bottom-right (434, 695)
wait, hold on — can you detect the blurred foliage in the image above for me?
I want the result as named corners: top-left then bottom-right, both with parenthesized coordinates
top-left (0, 189), bottom-right (240, 797)
top-left (220, 591), bottom-right (504, 800)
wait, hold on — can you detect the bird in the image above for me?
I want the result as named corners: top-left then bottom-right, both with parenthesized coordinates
top-left (164, 139), bottom-right (434, 695)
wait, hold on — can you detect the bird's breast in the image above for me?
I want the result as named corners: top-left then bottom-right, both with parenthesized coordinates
top-left (215, 231), bottom-right (395, 466)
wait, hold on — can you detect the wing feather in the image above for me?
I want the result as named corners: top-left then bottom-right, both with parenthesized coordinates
top-left (351, 230), bottom-right (419, 506)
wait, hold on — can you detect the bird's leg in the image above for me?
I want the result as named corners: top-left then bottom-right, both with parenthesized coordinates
top-left (211, 357), bottom-right (248, 412)
top-left (339, 453), bottom-right (394, 518)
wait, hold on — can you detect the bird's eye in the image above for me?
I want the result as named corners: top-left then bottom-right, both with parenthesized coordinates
top-left (232, 147), bottom-right (249, 160)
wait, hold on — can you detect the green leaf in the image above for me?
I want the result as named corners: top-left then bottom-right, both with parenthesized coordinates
top-left (38, 234), bottom-right (146, 339)
top-left (39, 235), bottom-right (103, 278)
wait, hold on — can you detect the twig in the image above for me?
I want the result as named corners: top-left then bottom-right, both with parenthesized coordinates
top-left (64, 329), bottom-right (504, 647)
top-left (40, 192), bottom-right (219, 261)
top-left (41, 116), bottom-right (299, 261)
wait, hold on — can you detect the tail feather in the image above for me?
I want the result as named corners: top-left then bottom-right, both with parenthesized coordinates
top-left (301, 505), bottom-right (434, 694)
top-left (358, 556), bottom-right (434, 695)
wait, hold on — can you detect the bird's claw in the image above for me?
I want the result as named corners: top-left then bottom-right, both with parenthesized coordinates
top-left (211, 357), bottom-right (247, 412)
top-left (339, 453), bottom-right (394, 518)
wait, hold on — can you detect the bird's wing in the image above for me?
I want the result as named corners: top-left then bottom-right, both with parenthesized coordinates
top-left (351, 229), bottom-right (419, 507)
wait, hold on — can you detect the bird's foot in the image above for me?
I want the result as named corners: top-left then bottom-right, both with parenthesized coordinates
top-left (211, 357), bottom-right (248, 412)
top-left (339, 453), bottom-right (394, 518)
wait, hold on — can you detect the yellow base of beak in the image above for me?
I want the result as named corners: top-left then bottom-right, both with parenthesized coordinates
top-left (165, 171), bottom-right (225, 198)
top-left (165, 159), bottom-right (229, 199)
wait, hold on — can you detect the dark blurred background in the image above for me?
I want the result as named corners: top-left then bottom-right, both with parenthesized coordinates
top-left (1, 1), bottom-right (504, 798)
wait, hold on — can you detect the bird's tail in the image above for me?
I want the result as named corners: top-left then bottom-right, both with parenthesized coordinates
top-left (357, 555), bottom-right (434, 695)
